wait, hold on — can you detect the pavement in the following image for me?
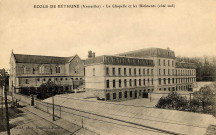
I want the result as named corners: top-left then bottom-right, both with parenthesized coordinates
top-left (0, 100), bottom-right (97, 135)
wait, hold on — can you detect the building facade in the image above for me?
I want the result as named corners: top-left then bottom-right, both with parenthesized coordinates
top-left (85, 48), bottom-right (197, 101)
top-left (85, 54), bottom-right (155, 101)
top-left (9, 52), bottom-right (85, 94)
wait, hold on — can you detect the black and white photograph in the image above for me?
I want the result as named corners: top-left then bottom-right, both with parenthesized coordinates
top-left (0, 0), bottom-right (216, 134)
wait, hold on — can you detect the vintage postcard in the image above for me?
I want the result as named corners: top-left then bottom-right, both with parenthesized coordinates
top-left (0, 0), bottom-right (216, 134)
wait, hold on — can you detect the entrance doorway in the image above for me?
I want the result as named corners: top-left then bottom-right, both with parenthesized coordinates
top-left (135, 90), bottom-right (137, 99)
top-left (142, 92), bottom-right (148, 98)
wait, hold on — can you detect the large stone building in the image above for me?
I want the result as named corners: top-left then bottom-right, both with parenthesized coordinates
top-left (85, 48), bottom-right (196, 101)
top-left (9, 51), bottom-right (85, 94)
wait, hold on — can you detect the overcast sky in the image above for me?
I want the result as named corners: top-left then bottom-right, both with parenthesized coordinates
top-left (0, 0), bottom-right (216, 69)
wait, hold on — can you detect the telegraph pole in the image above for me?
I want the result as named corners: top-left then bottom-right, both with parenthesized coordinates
top-left (1, 69), bottom-right (4, 122)
top-left (3, 69), bottom-right (10, 135)
top-left (52, 84), bottom-right (55, 121)
top-left (0, 69), bottom-right (4, 123)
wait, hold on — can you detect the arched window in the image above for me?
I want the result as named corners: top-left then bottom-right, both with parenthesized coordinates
top-left (39, 65), bottom-right (45, 73)
top-left (56, 66), bottom-right (60, 73)
top-left (23, 66), bottom-right (26, 74)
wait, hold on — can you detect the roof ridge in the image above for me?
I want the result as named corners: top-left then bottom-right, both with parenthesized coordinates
top-left (14, 53), bottom-right (73, 58)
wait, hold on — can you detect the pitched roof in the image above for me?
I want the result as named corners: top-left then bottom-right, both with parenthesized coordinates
top-left (117, 48), bottom-right (175, 59)
top-left (13, 54), bottom-right (75, 64)
top-left (85, 55), bottom-right (154, 66)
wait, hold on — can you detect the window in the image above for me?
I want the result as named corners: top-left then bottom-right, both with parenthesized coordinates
top-left (130, 91), bottom-right (132, 97)
top-left (168, 60), bottom-right (170, 66)
top-left (106, 93), bottom-right (110, 100)
top-left (55, 78), bottom-right (58, 81)
top-left (113, 93), bottom-right (116, 99)
top-left (106, 80), bottom-right (109, 88)
top-left (139, 90), bottom-right (141, 96)
top-left (139, 79), bottom-right (141, 86)
top-left (134, 79), bottom-right (137, 86)
top-left (106, 67), bottom-right (109, 75)
top-left (124, 91), bottom-right (127, 98)
top-left (37, 78), bottom-right (40, 81)
top-left (112, 68), bottom-right (115, 75)
top-left (164, 78), bottom-right (166, 84)
top-left (152, 78), bottom-right (154, 85)
top-left (147, 79), bottom-right (150, 85)
top-left (159, 69), bottom-right (161, 75)
top-left (168, 78), bottom-right (170, 84)
top-left (151, 69), bottom-right (153, 75)
top-left (172, 61), bottom-right (174, 67)
top-left (164, 69), bottom-right (166, 75)
top-left (129, 68), bottom-right (132, 75)
top-left (139, 68), bottom-right (141, 75)
top-left (143, 79), bottom-right (145, 85)
top-left (159, 78), bottom-right (161, 85)
top-left (163, 60), bottom-right (166, 66)
top-left (158, 59), bottom-right (161, 66)
top-left (43, 78), bottom-right (46, 81)
top-left (124, 68), bottom-right (126, 75)
top-left (33, 68), bottom-right (35, 74)
top-left (56, 66), bottom-right (60, 73)
top-left (23, 66), bottom-right (27, 74)
top-left (119, 79), bottom-right (121, 87)
top-left (143, 69), bottom-right (145, 75)
top-left (50, 68), bottom-right (52, 74)
top-left (172, 78), bottom-right (175, 84)
top-left (124, 79), bottom-right (127, 87)
top-left (113, 80), bottom-right (116, 88)
top-left (134, 68), bottom-right (136, 76)
top-left (39, 65), bottom-right (45, 73)
top-left (168, 69), bottom-right (170, 75)
top-left (164, 88), bottom-right (166, 91)
top-left (60, 78), bottom-right (63, 81)
top-left (118, 68), bottom-right (121, 76)
top-left (49, 78), bottom-right (51, 81)
top-left (119, 92), bottom-right (122, 99)
top-left (147, 69), bottom-right (149, 75)
top-left (129, 79), bottom-right (132, 86)
top-left (93, 68), bottom-right (95, 76)
top-left (25, 79), bottom-right (29, 84)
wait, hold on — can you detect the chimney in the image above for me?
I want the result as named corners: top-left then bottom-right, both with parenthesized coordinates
top-left (92, 52), bottom-right (95, 58)
top-left (88, 50), bottom-right (92, 58)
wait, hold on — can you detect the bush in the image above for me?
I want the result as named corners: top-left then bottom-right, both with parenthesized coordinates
top-left (156, 92), bottom-right (189, 111)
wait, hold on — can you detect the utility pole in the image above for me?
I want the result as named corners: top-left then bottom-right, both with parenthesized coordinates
top-left (3, 69), bottom-right (10, 135)
top-left (52, 85), bottom-right (55, 121)
top-left (0, 69), bottom-right (4, 122)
